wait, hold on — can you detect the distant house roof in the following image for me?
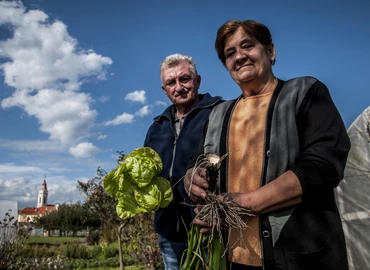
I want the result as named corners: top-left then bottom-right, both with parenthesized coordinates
top-left (18, 205), bottom-right (56, 216)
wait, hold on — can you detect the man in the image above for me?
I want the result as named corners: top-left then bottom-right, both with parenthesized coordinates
top-left (144, 53), bottom-right (222, 269)
top-left (185, 20), bottom-right (350, 270)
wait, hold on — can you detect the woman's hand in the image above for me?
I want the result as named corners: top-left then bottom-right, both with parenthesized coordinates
top-left (217, 192), bottom-right (251, 208)
top-left (184, 167), bottom-right (209, 204)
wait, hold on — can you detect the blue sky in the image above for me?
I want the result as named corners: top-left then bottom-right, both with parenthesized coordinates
top-left (0, 0), bottom-right (369, 210)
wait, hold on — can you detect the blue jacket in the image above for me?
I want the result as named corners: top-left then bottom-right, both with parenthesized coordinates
top-left (144, 93), bottom-right (222, 241)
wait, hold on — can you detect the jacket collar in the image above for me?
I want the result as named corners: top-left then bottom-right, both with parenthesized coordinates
top-left (153, 93), bottom-right (222, 121)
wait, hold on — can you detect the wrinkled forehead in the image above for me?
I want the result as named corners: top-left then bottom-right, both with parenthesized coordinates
top-left (161, 62), bottom-right (192, 80)
top-left (225, 27), bottom-right (256, 46)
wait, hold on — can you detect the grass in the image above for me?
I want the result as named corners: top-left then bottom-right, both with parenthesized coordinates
top-left (23, 235), bottom-right (155, 269)
top-left (26, 235), bottom-right (86, 244)
top-left (23, 236), bottom-right (140, 269)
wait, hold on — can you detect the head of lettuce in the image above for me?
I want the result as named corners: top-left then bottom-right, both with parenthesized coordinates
top-left (103, 147), bottom-right (173, 220)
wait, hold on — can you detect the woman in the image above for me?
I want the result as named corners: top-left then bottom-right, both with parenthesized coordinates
top-left (185, 20), bottom-right (350, 270)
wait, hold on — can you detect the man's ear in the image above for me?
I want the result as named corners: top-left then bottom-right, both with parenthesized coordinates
top-left (197, 75), bottom-right (201, 87)
top-left (162, 85), bottom-right (167, 95)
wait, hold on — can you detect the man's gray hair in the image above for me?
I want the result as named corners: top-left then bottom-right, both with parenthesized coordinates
top-left (160, 54), bottom-right (198, 82)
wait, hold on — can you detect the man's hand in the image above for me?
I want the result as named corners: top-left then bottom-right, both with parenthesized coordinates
top-left (192, 205), bottom-right (213, 233)
top-left (184, 167), bottom-right (209, 204)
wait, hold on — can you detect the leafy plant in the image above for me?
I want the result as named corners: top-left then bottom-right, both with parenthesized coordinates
top-left (64, 244), bottom-right (89, 259)
top-left (103, 147), bottom-right (172, 220)
top-left (182, 153), bottom-right (254, 270)
top-left (102, 147), bottom-right (171, 270)
top-left (0, 209), bottom-right (32, 269)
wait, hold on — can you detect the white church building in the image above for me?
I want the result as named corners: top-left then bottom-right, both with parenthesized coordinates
top-left (18, 178), bottom-right (58, 223)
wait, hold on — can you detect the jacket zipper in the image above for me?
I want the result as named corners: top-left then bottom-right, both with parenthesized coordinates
top-left (169, 131), bottom-right (180, 231)
top-left (167, 118), bottom-right (180, 231)
top-left (167, 96), bottom-right (222, 232)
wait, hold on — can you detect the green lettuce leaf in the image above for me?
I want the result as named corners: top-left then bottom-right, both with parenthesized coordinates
top-left (104, 147), bottom-right (173, 220)
top-left (115, 189), bottom-right (146, 220)
top-left (103, 169), bottom-right (119, 197)
top-left (124, 147), bottom-right (162, 187)
top-left (127, 147), bottom-right (162, 172)
top-left (124, 156), bottom-right (158, 188)
top-left (118, 174), bottom-right (131, 193)
top-left (134, 184), bottom-right (162, 212)
top-left (154, 177), bottom-right (173, 208)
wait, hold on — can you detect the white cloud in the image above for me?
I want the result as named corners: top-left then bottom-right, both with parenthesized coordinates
top-left (125, 90), bottom-right (146, 104)
top-left (0, 177), bottom-right (34, 206)
top-left (155, 100), bottom-right (168, 106)
top-left (104, 112), bottom-right (134, 126)
top-left (0, 1), bottom-right (112, 155)
top-left (47, 176), bottom-right (88, 205)
top-left (111, 154), bottom-right (119, 160)
top-left (99, 95), bottom-right (110, 103)
top-left (97, 134), bottom-right (107, 140)
top-left (0, 138), bottom-right (65, 152)
top-left (0, 175), bottom-right (86, 209)
top-left (0, 163), bottom-right (43, 174)
top-left (135, 105), bottom-right (150, 117)
top-left (0, 3), bottom-right (112, 91)
top-left (0, 1), bottom-right (26, 26)
top-left (69, 142), bottom-right (99, 158)
top-left (2, 89), bottom-right (97, 144)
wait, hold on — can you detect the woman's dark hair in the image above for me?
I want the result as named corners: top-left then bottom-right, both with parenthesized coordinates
top-left (215, 20), bottom-right (275, 66)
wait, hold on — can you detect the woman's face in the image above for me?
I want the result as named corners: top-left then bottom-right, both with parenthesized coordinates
top-left (224, 27), bottom-right (275, 87)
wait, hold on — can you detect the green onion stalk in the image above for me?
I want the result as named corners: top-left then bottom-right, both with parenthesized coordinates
top-left (181, 154), bottom-right (227, 270)
top-left (181, 153), bottom-right (254, 270)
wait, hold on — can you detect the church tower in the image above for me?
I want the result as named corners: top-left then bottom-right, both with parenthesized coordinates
top-left (37, 177), bottom-right (48, 208)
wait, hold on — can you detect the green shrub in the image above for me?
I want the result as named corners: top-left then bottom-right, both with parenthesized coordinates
top-left (124, 266), bottom-right (145, 270)
top-left (0, 210), bottom-right (32, 269)
top-left (9, 256), bottom-right (67, 270)
top-left (20, 243), bottom-right (64, 260)
top-left (21, 244), bottom-right (35, 258)
top-left (120, 212), bottom-right (162, 268)
top-left (27, 236), bottom-right (84, 244)
top-left (121, 253), bottom-right (136, 266)
top-left (86, 230), bottom-right (100, 246)
top-left (12, 211), bottom-right (163, 269)
top-left (101, 224), bottom-right (118, 244)
top-left (90, 244), bottom-right (103, 258)
top-left (64, 244), bottom-right (89, 259)
top-left (65, 257), bottom-right (120, 269)
top-left (34, 244), bottom-right (58, 258)
top-left (102, 245), bottom-right (119, 259)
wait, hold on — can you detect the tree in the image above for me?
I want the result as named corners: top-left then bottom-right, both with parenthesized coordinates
top-left (77, 166), bottom-right (124, 238)
top-left (35, 202), bottom-right (100, 236)
top-left (0, 210), bottom-right (31, 269)
top-left (77, 165), bottom-right (129, 270)
top-left (77, 151), bottom-right (163, 270)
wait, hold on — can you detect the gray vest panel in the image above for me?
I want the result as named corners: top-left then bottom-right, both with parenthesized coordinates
top-left (203, 77), bottom-right (317, 245)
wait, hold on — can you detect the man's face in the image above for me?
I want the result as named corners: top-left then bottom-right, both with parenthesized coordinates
top-left (161, 61), bottom-right (200, 106)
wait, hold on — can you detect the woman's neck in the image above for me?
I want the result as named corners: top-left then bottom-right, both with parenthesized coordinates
top-left (240, 75), bottom-right (277, 98)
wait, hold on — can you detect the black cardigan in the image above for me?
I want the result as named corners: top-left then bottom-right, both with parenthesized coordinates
top-left (196, 77), bottom-right (350, 270)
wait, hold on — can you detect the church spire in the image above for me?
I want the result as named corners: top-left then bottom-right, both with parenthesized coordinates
top-left (41, 175), bottom-right (47, 190)
top-left (37, 175), bottom-right (48, 208)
